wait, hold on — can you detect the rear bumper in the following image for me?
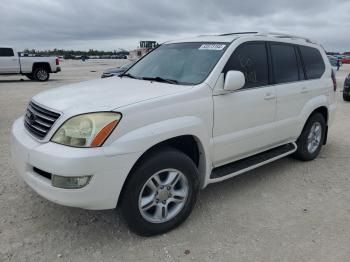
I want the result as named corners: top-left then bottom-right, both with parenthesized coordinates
top-left (52, 67), bottom-right (61, 73)
top-left (328, 104), bottom-right (336, 127)
top-left (11, 117), bottom-right (141, 210)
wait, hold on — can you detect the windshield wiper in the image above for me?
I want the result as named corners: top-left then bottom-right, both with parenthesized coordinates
top-left (120, 73), bottom-right (138, 79)
top-left (142, 76), bottom-right (178, 84)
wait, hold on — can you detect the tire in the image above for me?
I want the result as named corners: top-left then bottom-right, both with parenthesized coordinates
top-left (120, 148), bottom-right (199, 236)
top-left (343, 93), bottom-right (350, 101)
top-left (294, 113), bottom-right (326, 161)
top-left (33, 67), bottom-right (50, 81)
top-left (25, 74), bottom-right (35, 80)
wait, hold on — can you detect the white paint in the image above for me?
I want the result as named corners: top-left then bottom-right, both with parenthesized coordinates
top-left (11, 34), bottom-right (336, 210)
top-left (0, 46), bottom-right (60, 75)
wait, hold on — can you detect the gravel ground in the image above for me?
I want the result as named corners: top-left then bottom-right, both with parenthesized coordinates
top-left (1, 60), bottom-right (350, 262)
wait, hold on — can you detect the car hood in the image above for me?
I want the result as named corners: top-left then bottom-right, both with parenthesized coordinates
top-left (32, 77), bottom-right (192, 114)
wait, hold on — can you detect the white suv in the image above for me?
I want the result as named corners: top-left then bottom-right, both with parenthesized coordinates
top-left (11, 32), bottom-right (336, 236)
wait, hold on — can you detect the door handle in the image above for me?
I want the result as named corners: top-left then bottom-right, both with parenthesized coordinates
top-left (264, 93), bottom-right (276, 100)
top-left (301, 87), bottom-right (308, 94)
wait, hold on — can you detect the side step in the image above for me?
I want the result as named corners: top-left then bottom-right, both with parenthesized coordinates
top-left (210, 143), bottom-right (297, 179)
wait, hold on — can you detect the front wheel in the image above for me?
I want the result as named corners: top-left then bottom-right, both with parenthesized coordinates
top-left (294, 113), bottom-right (326, 161)
top-left (33, 67), bottom-right (50, 81)
top-left (120, 148), bottom-right (199, 236)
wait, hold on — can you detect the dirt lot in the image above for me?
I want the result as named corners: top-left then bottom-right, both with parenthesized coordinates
top-left (1, 60), bottom-right (350, 262)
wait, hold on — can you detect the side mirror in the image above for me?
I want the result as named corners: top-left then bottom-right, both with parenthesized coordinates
top-left (224, 70), bottom-right (245, 91)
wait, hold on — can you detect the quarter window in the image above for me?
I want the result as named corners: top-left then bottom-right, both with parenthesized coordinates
top-left (271, 44), bottom-right (299, 84)
top-left (223, 42), bottom-right (269, 89)
top-left (299, 46), bottom-right (325, 79)
top-left (0, 48), bottom-right (14, 57)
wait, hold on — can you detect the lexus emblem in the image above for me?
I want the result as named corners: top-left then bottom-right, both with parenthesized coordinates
top-left (28, 111), bottom-right (36, 125)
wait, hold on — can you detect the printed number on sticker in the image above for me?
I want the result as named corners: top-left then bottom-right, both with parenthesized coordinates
top-left (199, 44), bottom-right (226, 51)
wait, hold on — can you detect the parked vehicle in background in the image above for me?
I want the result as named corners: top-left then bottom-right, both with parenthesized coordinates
top-left (328, 56), bottom-right (341, 71)
top-left (101, 60), bottom-right (136, 78)
top-left (343, 73), bottom-right (350, 101)
top-left (11, 32), bottom-right (336, 236)
top-left (0, 47), bottom-right (61, 81)
top-left (342, 56), bottom-right (350, 64)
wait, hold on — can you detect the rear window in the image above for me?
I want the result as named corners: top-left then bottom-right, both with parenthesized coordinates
top-left (271, 44), bottom-right (299, 84)
top-left (299, 46), bottom-right (325, 79)
top-left (0, 48), bottom-right (14, 57)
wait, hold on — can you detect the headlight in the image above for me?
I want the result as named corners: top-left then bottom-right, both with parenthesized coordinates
top-left (51, 112), bottom-right (121, 147)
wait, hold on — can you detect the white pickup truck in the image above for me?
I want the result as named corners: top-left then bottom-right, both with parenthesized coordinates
top-left (0, 46), bottom-right (61, 81)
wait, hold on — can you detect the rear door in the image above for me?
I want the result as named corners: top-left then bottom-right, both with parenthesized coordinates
top-left (0, 48), bottom-right (20, 73)
top-left (272, 43), bottom-right (327, 143)
top-left (270, 42), bottom-right (309, 143)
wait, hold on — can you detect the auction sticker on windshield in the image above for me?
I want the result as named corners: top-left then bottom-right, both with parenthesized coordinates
top-left (199, 44), bottom-right (226, 50)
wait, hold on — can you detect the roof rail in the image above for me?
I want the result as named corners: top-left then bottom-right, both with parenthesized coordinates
top-left (257, 32), bottom-right (315, 44)
top-left (218, 32), bottom-right (259, 36)
top-left (212, 31), bottom-right (316, 44)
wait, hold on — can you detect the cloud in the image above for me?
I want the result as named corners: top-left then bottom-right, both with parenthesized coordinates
top-left (0, 0), bottom-right (349, 51)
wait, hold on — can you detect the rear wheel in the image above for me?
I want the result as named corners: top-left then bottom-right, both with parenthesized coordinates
top-left (294, 113), bottom-right (326, 161)
top-left (33, 67), bottom-right (50, 81)
top-left (120, 148), bottom-right (199, 236)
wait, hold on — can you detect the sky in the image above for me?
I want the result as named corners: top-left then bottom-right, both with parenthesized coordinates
top-left (0, 0), bottom-right (349, 52)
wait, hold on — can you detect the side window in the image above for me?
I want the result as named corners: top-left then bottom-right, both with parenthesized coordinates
top-left (0, 48), bottom-right (14, 57)
top-left (299, 46), bottom-right (325, 79)
top-left (295, 47), bottom-right (305, 80)
top-left (223, 42), bottom-right (268, 89)
top-left (271, 44), bottom-right (299, 84)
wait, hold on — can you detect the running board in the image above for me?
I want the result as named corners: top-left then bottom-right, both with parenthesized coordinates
top-left (210, 143), bottom-right (297, 179)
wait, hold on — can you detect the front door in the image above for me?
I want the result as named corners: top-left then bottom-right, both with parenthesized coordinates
top-left (0, 48), bottom-right (19, 73)
top-left (213, 42), bottom-right (277, 166)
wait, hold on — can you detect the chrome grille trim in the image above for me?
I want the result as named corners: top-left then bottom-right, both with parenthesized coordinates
top-left (24, 101), bottom-right (61, 139)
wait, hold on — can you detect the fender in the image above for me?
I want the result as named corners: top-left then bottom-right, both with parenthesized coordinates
top-left (103, 116), bottom-right (213, 188)
top-left (297, 94), bottom-right (329, 136)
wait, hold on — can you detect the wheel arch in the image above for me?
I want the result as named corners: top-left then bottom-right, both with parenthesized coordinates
top-left (311, 106), bottom-right (328, 124)
top-left (300, 105), bottom-right (329, 145)
top-left (32, 62), bottom-right (51, 72)
top-left (117, 134), bottom-right (207, 207)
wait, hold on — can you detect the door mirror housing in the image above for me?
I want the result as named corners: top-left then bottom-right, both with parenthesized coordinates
top-left (224, 70), bottom-right (245, 91)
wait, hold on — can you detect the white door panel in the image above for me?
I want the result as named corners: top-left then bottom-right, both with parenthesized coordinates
top-left (0, 48), bottom-right (20, 73)
top-left (213, 86), bottom-right (276, 166)
top-left (274, 82), bottom-right (309, 141)
top-left (0, 57), bottom-right (19, 73)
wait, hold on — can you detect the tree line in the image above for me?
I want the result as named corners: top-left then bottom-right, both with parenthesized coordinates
top-left (22, 48), bottom-right (129, 59)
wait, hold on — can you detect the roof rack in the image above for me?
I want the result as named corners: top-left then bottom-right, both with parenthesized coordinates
top-left (217, 31), bottom-right (316, 44)
top-left (261, 32), bottom-right (315, 43)
top-left (218, 32), bottom-right (259, 36)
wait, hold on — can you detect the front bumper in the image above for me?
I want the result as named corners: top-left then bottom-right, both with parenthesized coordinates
top-left (11, 117), bottom-right (141, 210)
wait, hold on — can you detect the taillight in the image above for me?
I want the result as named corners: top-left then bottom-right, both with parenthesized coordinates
top-left (331, 70), bottom-right (336, 91)
top-left (55, 58), bottom-right (60, 65)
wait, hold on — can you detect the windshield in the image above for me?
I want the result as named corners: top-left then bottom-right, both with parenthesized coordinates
top-left (120, 61), bottom-right (135, 69)
top-left (125, 42), bottom-right (228, 85)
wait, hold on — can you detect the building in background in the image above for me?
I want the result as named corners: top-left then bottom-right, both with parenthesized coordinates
top-left (128, 41), bottom-right (158, 60)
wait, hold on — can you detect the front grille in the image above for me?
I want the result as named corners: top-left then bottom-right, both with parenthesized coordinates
top-left (24, 101), bottom-right (60, 139)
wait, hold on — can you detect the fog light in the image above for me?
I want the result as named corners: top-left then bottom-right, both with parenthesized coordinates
top-left (52, 175), bottom-right (92, 189)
